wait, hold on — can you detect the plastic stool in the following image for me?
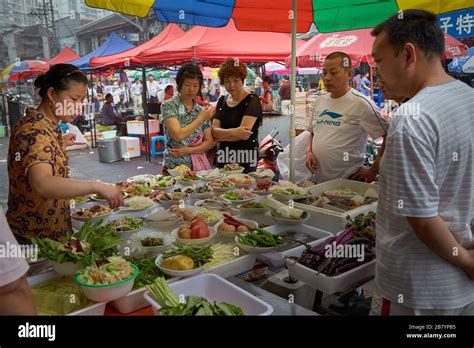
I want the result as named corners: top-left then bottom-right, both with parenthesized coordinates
top-left (151, 135), bottom-right (166, 156)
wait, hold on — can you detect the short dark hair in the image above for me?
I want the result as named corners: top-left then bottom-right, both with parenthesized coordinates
top-left (282, 74), bottom-right (290, 80)
top-left (34, 63), bottom-right (87, 98)
top-left (371, 9), bottom-right (444, 59)
top-left (105, 93), bottom-right (112, 100)
top-left (165, 85), bottom-right (174, 93)
top-left (262, 75), bottom-right (273, 84)
top-left (325, 52), bottom-right (352, 70)
top-left (176, 63), bottom-right (203, 92)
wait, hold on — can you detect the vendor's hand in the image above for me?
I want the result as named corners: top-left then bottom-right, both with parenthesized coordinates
top-left (348, 166), bottom-right (377, 182)
top-left (306, 152), bottom-right (317, 174)
top-left (95, 183), bottom-right (124, 209)
top-left (199, 104), bottom-right (215, 121)
top-left (234, 126), bottom-right (253, 140)
top-left (62, 133), bottom-right (86, 147)
top-left (169, 146), bottom-right (189, 157)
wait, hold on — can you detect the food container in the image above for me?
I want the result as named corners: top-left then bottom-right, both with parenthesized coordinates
top-left (27, 271), bottom-right (106, 316)
top-left (52, 261), bottom-right (83, 276)
top-left (294, 179), bottom-right (379, 233)
top-left (256, 224), bottom-right (333, 268)
top-left (110, 277), bottom-right (180, 314)
top-left (155, 255), bottom-right (203, 278)
top-left (215, 217), bottom-right (258, 238)
top-left (120, 136), bottom-right (141, 159)
top-left (75, 264), bottom-right (139, 303)
top-left (171, 226), bottom-right (217, 245)
top-left (144, 273), bottom-right (273, 315)
top-left (204, 254), bottom-right (257, 278)
top-left (97, 137), bottom-right (123, 163)
top-left (267, 210), bottom-right (311, 226)
top-left (286, 256), bottom-right (375, 294)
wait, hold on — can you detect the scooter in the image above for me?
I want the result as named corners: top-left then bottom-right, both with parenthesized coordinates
top-left (257, 128), bottom-right (284, 181)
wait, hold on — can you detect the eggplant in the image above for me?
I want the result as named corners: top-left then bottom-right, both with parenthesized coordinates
top-left (335, 260), bottom-right (366, 275)
top-left (340, 237), bottom-right (372, 246)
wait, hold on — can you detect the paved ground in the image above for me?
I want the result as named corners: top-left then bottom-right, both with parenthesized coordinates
top-left (0, 136), bottom-right (163, 211)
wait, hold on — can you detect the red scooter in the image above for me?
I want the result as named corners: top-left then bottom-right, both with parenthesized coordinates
top-left (257, 128), bottom-right (284, 181)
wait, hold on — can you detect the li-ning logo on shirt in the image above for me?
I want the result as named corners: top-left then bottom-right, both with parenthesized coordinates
top-left (316, 109), bottom-right (343, 126)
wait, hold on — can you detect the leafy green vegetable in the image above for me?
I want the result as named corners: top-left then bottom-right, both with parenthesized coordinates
top-left (106, 216), bottom-right (144, 232)
top-left (223, 192), bottom-right (242, 200)
top-left (32, 220), bottom-right (123, 266)
top-left (147, 277), bottom-right (244, 316)
top-left (130, 257), bottom-right (168, 290)
top-left (162, 245), bottom-right (213, 268)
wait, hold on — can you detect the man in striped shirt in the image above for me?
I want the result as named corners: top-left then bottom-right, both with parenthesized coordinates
top-left (371, 9), bottom-right (474, 315)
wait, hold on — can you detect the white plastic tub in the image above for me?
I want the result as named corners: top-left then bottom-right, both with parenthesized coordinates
top-left (294, 179), bottom-right (379, 233)
top-left (144, 273), bottom-right (273, 315)
top-left (204, 254), bottom-right (256, 278)
top-left (27, 272), bottom-right (106, 316)
top-left (285, 243), bottom-right (375, 294)
top-left (256, 224), bottom-right (333, 268)
top-left (111, 254), bottom-right (257, 314)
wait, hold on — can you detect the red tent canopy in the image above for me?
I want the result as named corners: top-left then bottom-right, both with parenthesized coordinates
top-left (288, 29), bottom-right (375, 69)
top-left (443, 33), bottom-right (467, 59)
top-left (138, 19), bottom-right (305, 65)
top-left (45, 46), bottom-right (80, 67)
top-left (90, 24), bottom-right (185, 69)
top-left (291, 29), bottom-right (467, 69)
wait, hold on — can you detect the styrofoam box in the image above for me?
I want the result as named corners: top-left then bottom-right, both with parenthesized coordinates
top-left (285, 240), bottom-right (375, 294)
top-left (256, 224), bottom-right (333, 268)
top-left (126, 120), bottom-right (160, 135)
top-left (144, 273), bottom-right (273, 315)
top-left (293, 179), bottom-right (379, 234)
top-left (28, 272), bottom-right (106, 316)
top-left (119, 136), bottom-right (141, 158)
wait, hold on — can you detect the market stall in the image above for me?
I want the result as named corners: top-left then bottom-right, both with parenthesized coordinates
top-left (28, 166), bottom-right (380, 316)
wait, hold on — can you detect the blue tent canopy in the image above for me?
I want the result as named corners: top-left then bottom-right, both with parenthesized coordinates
top-left (448, 47), bottom-right (474, 73)
top-left (69, 32), bottom-right (135, 70)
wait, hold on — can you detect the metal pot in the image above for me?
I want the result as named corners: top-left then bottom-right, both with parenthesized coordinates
top-left (97, 137), bottom-right (122, 163)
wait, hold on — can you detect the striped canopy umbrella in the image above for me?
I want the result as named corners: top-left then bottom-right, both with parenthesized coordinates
top-left (84, 0), bottom-right (474, 180)
top-left (85, 0), bottom-right (472, 33)
top-left (1, 60), bottom-right (48, 81)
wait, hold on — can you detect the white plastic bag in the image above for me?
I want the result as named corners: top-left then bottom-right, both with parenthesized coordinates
top-left (278, 130), bottom-right (313, 182)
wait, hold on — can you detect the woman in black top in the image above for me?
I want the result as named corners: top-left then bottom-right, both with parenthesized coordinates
top-left (212, 58), bottom-right (262, 173)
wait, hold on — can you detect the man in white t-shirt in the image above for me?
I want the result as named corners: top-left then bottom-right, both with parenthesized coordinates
top-left (371, 9), bottom-right (474, 315)
top-left (146, 74), bottom-right (161, 103)
top-left (0, 207), bottom-right (36, 314)
top-left (130, 78), bottom-right (143, 113)
top-left (305, 52), bottom-right (389, 183)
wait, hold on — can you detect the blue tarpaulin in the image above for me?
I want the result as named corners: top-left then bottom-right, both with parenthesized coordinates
top-left (69, 32), bottom-right (135, 70)
top-left (448, 47), bottom-right (474, 73)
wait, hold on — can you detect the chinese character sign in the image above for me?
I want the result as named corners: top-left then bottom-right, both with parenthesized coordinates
top-left (438, 9), bottom-right (474, 39)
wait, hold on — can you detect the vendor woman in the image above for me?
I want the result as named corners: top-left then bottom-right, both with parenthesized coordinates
top-left (161, 63), bottom-right (214, 173)
top-left (212, 58), bottom-right (262, 173)
top-left (7, 64), bottom-right (124, 244)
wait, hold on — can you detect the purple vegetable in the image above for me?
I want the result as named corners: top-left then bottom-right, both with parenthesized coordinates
top-left (335, 261), bottom-right (366, 274)
top-left (334, 227), bottom-right (353, 245)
